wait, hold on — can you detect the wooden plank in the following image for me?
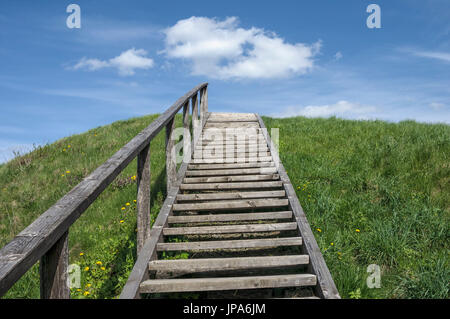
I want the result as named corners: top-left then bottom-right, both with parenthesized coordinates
top-left (0, 84), bottom-right (208, 297)
top-left (165, 117), bottom-right (177, 191)
top-left (140, 274), bottom-right (316, 293)
top-left (256, 114), bottom-right (340, 299)
top-left (157, 237), bottom-right (302, 251)
top-left (39, 231), bottom-right (69, 299)
top-left (205, 122), bottom-right (260, 128)
top-left (179, 181), bottom-right (282, 191)
top-left (182, 101), bottom-right (191, 163)
top-left (183, 174), bottom-right (279, 184)
top-left (191, 156), bottom-right (272, 164)
top-left (136, 144), bottom-right (151, 254)
top-left (173, 198), bottom-right (288, 211)
top-left (193, 152), bottom-right (272, 159)
top-left (149, 255), bottom-right (309, 272)
top-left (168, 211), bottom-right (292, 223)
top-left (163, 222), bottom-right (297, 235)
top-left (176, 190), bottom-right (285, 201)
top-left (188, 162), bottom-right (274, 170)
top-left (201, 134), bottom-right (265, 141)
top-left (186, 167), bottom-right (277, 176)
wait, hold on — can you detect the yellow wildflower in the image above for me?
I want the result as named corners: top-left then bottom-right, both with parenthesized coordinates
top-left (356, 229), bottom-right (360, 233)
top-left (101, 267), bottom-right (106, 271)
top-left (133, 200), bottom-right (136, 203)
top-left (119, 220), bottom-right (124, 223)
top-left (76, 289), bottom-right (81, 292)
top-left (121, 207), bottom-right (125, 210)
top-left (330, 243), bottom-right (334, 246)
top-left (86, 283), bottom-right (91, 288)
top-left (316, 228), bottom-right (322, 232)
top-left (126, 202), bottom-right (130, 206)
top-left (84, 267), bottom-right (89, 271)
top-left (96, 261), bottom-right (102, 265)
top-left (66, 170), bottom-right (70, 174)
top-left (83, 291), bottom-right (90, 296)
top-left (79, 252), bottom-right (84, 256)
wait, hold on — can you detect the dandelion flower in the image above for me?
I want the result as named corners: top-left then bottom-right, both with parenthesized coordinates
top-left (84, 267), bottom-right (89, 271)
top-left (96, 261), bottom-right (102, 265)
top-left (121, 207), bottom-right (125, 210)
top-left (86, 283), bottom-right (92, 288)
top-left (356, 229), bottom-right (360, 233)
top-left (76, 289), bottom-right (81, 292)
top-left (119, 220), bottom-right (124, 223)
top-left (316, 228), bottom-right (322, 232)
top-left (66, 170), bottom-right (70, 174)
top-left (133, 200), bottom-right (136, 203)
top-left (68, 145), bottom-right (71, 148)
top-left (126, 202), bottom-right (130, 206)
top-left (79, 252), bottom-right (84, 256)
top-left (330, 243), bottom-right (334, 246)
top-left (83, 291), bottom-right (90, 296)
top-left (101, 267), bottom-right (106, 271)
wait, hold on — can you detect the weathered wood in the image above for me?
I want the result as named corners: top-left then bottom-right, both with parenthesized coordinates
top-left (173, 198), bottom-right (288, 211)
top-left (168, 211), bottom-right (292, 223)
top-left (256, 114), bottom-right (340, 299)
top-left (183, 174), bottom-right (279, 184)
top-left (176, 190), bottom-right (285, 202)
top-left (0, 83), bottom-right (207, 297)
top-left (208, 113), bottom-right (257, 122)
top-left (39, 231), bottom-right (69, 299)
top-left (179, 181), bottom-right (282, 191)
top-left (188, 162), bottom-right (274, 170)
top-left (140, 274), bottom-right (316, 293)
top-left (165, 117), bottom-right (177, 191)
top-left (193, 151), bottom-right (272, 159)
top-left (157, 237), bottom-right (302, 251)
top-left (191, 156), bottom-right (273, 164)
top-left (149, 255), bottom-right (309, 273)
top-left (136, 144), bottom-right (151, 254)
top-left (192, 92), bottom-right (199, 143)
top-left (182, 101), bottom-right (191, 163)
top-left (163, 222), bottom-right (297, 235)
top-left (186, 167), bottom-right (277, 176)
top-left (205, 122), bottom-right (260, 128)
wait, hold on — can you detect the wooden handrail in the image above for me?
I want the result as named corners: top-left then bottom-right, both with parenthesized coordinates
top-left (0, 82), bottom-right (208, 298)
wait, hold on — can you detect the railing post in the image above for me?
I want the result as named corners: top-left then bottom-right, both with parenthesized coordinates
top-left (192, 91), bottom-right (199, 144)
top-left (183, 101), bottom-right (191, 163)
top-left (40, 231), bottom-right (69, 299)
top-left (136, 144), bottom-right (151, 254)
top-left (165, 117), bottom-right (176, 190)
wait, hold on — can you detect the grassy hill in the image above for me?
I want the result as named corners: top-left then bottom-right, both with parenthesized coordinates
top-left (0, 115), bottom-right (448, 299)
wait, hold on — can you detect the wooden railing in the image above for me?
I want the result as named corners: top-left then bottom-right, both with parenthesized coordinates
top-left (0, 83), bottom-right (208, 298)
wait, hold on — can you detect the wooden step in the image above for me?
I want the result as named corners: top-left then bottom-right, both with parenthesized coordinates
top-left (179, 181), bottom-right (283, 191)
top-left (191, 156), bottom-right (273, 164)
top-left (168, 211), bottom-right (293, 223)
top-left (173, 198), bottom-right (288, 211)
top-left (185, 167), bottom-right (277, 177)
top-left (193, 152), bottom-right (271, 159)
top-left (183, 174), bottom-right (279, 184)
top-left (176, 190), bottom-right (285, 201)
top-left (188, 162), bottom-right (274, 170)
top-left (205, 122), bottom-right (260, 128)
top-left (156, 237), bottom-right (302, 251)
top-left (163, 222), bottom-right (297, 235)
top-left (148, 255), bottom-right (309, 272)
top-left (201, 135), bottom-right (265, 142)
top-left (139, 274), bottom-right (316, 293)
top-left (200, 141), bottom-right (267, 146)
top-left (208, 113), bottom-right (257, 122)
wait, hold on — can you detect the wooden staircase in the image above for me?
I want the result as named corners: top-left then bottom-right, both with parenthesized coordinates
top-left (132, 112), bottom-right (340, 299)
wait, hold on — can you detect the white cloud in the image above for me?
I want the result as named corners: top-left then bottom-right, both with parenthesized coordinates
top-left (334, 51), bottom-right (343, 61)
top-left (411, 50), bottom-right (450, 63)
top-left (274, 101), bottom-right (377, 119)
top-left (163, 16), bottom-right (321, 79)
top-left (73, 48), bottom-right (154, 76)
top-left (429, 102), bottom-right (445, 110)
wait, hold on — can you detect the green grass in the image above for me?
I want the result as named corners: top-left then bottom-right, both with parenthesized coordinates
top-left (0, 114), bottom-right (448, 298)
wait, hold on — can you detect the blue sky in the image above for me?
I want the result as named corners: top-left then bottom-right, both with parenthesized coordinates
top-left (0, 0), bottom-right (449, 162)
